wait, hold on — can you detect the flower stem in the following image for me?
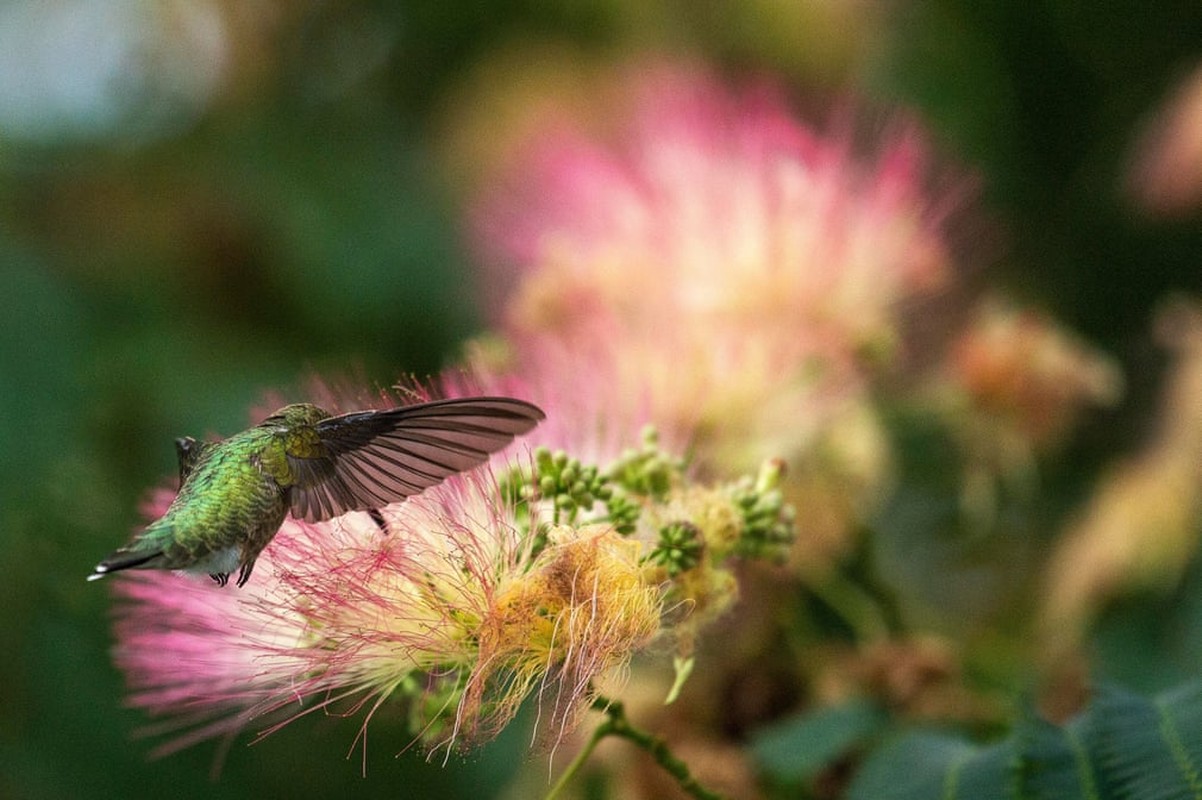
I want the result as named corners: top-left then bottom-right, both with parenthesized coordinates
top-left (543, 715), bottom-right (609, 800)
top-left (543, 696), bottom-right (728, 800)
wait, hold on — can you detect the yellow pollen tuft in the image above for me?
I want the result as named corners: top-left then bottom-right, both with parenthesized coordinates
top-left (462, 525), bottom-right (661, 740)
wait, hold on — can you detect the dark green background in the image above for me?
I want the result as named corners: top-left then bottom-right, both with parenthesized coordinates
top-left (4, 2), bottom-right (1202, 798)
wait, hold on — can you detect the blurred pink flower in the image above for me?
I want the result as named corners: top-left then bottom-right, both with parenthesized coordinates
top-left (946, 298), bottom-right (1122, 450)
top-left (1126, 63), bottom-right (1202, 217)
top-left (471, 62), bottom-right (970, 474)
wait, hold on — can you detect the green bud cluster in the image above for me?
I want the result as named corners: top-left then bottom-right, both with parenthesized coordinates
top-left (533, 447), bottom-right (612, 526)
top-left (603, 490), bottom-right (641, 535)
top-left (506, 435), bottom-right (792, 566)
top-left (518, 430), bottom-right (686, 548)
top-left (729, 460), bottom-right (795, 560)
top-left (647, 521), bottom-right (705, 576)
top-left (604, 427), bottom-right (682, 500)
top-left (514, 445), bottom-right (648, 554)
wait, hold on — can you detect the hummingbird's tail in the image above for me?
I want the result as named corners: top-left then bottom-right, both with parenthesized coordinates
top-left (87, 549), bottom-right (164, 581)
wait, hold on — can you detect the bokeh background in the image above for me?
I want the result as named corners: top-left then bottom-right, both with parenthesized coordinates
top-left (4, 2), bottom-right (1202, 798)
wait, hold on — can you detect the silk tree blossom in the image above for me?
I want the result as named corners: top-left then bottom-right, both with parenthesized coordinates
top-left (1126, 62), bottom-right (1202, 217)
top-left (471, 62), bottom-right (970, 475)
top-left (923, 297), bottom-right (1123, 528)
top-left (106, 382), bottom-right (794, 762)
top-left (946, 298), bottom-right (1121, 452)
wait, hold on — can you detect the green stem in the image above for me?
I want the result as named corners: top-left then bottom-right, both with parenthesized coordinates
top-left (543, 696), bottom-right (728, 800)
top-left (543, 717), bottom-right (609, 800)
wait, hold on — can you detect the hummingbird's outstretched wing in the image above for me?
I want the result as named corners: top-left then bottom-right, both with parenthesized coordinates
top-left (285, 396), bottom-right (544, 523)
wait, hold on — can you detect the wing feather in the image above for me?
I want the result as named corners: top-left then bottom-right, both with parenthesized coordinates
top-left (335, 460), bottom-right (393, 506)
top-left (287, 397), bottom-right (543, 522)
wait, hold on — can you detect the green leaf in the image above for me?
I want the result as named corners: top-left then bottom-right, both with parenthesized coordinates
top-left (1091, 683), bottom-right (1202, 800)
top-left (847, 731), bottom-right (976, 800)
top-left (1017, 712), bottom-right (1105, 800)
top-left (751, 697), bottom-right (886, 783)
top-left (950, 740), bottom-right (1020, 800)
top-left (848, 730), bottom-right (1019, 800)
top-left (842, 682), bottom-right (1202, 800)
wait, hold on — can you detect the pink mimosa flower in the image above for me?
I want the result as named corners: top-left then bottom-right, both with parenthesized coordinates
top-left (1126, 63), bottom-right (1202, 217)
top-left (471, 62), bottom-right (970, 474)
top-left (103, 363), bottom-right (794, 763)
top-left (947, 298), bottom-right (1122, 450)
top-left (107, 382), bottom-right (665, 761)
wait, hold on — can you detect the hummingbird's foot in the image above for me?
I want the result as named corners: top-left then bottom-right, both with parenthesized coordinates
top-left (210, 572), bottom-right (230, 587)
top-left (235, 560), bottom-right (255, 588)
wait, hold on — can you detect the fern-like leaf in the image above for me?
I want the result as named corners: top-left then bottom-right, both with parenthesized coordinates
top-left (847, 731), bottom-right (978, 800)
top-left (1091, 683), bottom-right (1202, 800)
top-left (1016, 711), bottom-right (1107, 800)
top-left (842, 680), bottom-right (1202, 800)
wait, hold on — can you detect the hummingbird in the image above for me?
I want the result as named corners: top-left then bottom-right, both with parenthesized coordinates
top-left (88, 396), bottom-right (545, 588)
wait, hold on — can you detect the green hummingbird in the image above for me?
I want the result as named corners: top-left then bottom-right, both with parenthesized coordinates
top-left (88, 396), bottom-right (544, 588)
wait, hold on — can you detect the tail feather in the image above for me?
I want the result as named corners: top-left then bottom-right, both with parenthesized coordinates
top-left (87, 549), bottom-right (164, 581)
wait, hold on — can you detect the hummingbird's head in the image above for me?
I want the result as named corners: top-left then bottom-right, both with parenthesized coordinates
top-left (261, 403), bottom-right (331, 429)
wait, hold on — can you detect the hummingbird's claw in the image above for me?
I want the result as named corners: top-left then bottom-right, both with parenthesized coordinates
top-left (235, 561), bottom-right (255, 588)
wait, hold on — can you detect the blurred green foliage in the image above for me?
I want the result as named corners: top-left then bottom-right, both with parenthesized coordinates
top-left (3, 1), bottom-right (1202, 799)
top-left (837, 683), bottom-right (1202, 799)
